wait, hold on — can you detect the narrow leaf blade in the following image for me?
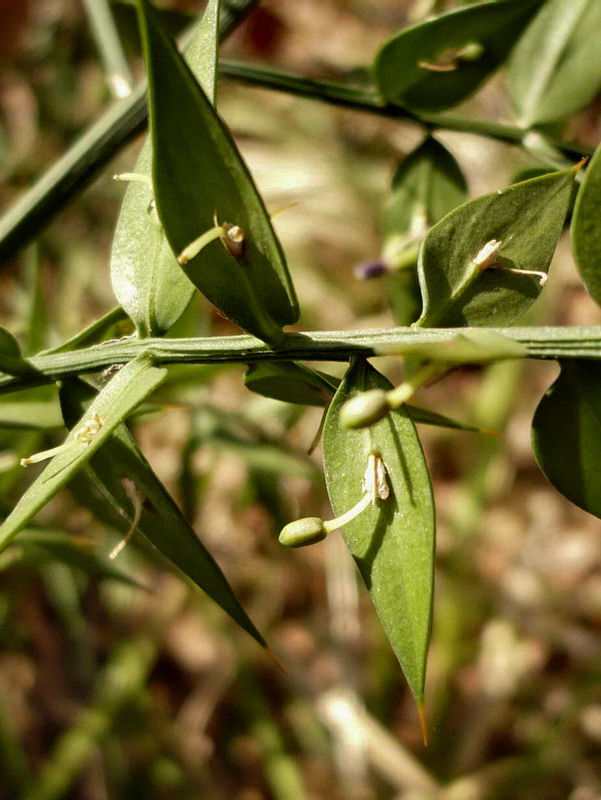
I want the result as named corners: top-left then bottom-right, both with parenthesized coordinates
top-left (245, 362), bottom-right (339, 407)
top-left (60, 377), bottom-right (269, 649)
top-left (110, 0), bottom-right (221, 337)
top-left (323, 359), bottom-right (435, 705)
top-left (0, 354), bottom-right (167, 552)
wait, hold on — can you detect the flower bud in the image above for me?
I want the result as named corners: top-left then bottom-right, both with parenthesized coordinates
top-left (340, 389), bottom-right (390, 429)
top-left (279, 517), bottom-right (327, 548)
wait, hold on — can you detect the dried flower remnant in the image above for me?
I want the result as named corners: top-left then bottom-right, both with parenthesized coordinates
top-left (20, 413), bottom-right (105, 466)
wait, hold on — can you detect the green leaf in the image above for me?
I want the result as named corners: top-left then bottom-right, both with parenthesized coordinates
top-left (45, 306), bottom-right (131, 354)
top-left (573, 145), bottom-right (601, 309)
top-left (532, 360), bottom-right (601, 519)
top-left (111, 0), bottom-right (192, 56)
top-left (508, 0), bottom-right (601, 126)
top-left (383, 138), bottom-right (468, 325)
top-left (388, 270), bottom-right (423, 328)
top-left (417, 166), bottom-right (577, 328)
top-left (137, 0), bottom-right (298, 345)
top-left (383, 137), bottom-right (468, 263)
top-left (245, 362), bottom-right (340, 407)
top-left (323, 358), bottom-right (435, 706)
top-left (59, 378), bottom-right (269, 649)
top-left (0, 325), bottom-right (36, 377)
top-left (0, 354), bottom-right (167, 552)
top-left (373, 0), bottom-right (541, 111)
top-left (406, 404), bottom-right (488, 434)
top-left (357, 139), bottom-right (466, 326)
top-left (111, 1), bottom-right (221, 337)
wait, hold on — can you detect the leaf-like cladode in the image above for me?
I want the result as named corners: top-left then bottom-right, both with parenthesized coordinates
top-left (382, 138), bottom-right (467, 325)
top-left (245, 362), bottom-right (340, 407)
top-left (509, 0), bottom-right (601, 127)
top-left (111, 0), bottom-right (220, 337)
top-left (59, 377), bottom-right (268, 649)
top-left (417, 166), bottom-right (577, 328)
top-left (573, 145), bottom-right (601, 309)
top-left (323, 358), bottom-right (435, 706)
top-left (0, 354), bottom-right (167, 553)
top-left (0, 325), bottom-right (36, 377)
top-left (384, 137), bottom-right (467, 258)
top-left (111, 0), bottom-right (192, 56)
top-left (46, 306), bottom-right (132, 354)
top-left (532, 360), bottom-right (601, 519)
top-left (136, 0), bottom-right (298, 345)
top-left (406, 405), bottom-right (485, 435)
top-left (373, 0), bottom-right (542, 111)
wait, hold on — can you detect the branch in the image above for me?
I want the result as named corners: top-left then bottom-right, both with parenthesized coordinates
top-left (3, 325), bottom-right (601, 395)
top-left (0, 0), bottom-right (259, 267)
top-left (219, 60), bottom-right (593, 161)
top-left (0, 35), bottom-right (592, 267)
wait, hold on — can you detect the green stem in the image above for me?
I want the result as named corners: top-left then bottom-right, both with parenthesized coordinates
top-left (219, 60), bottom-right (593, 161)
top-left (3, 325), bottom-right (601, 395)
top-left (82, 0), bottom-right (134, 98)
top-left (1, 38), bottom-right (592, 267)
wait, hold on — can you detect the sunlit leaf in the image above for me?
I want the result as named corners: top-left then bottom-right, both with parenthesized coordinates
top-left (509, 0), bottom-right (601, 126)
top-left (0, 354), bottom-right (167, 552)
top-left (532, 360), bottom-right (601, 519)
top-left (374, 0), bottom-right (541, 111)
top-left (323, 358), bottom-right (435, 706)
top-left (111, 0), bottom-right (220, 337)
top-left (417, 166), bottom-right (577, 327)
top-left (60, 377), bottom-right (269, 649)
top-left (137, 0), bottom-right (299, 345)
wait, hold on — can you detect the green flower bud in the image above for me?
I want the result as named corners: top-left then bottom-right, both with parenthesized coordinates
top-left (279, 517), bottom-right (327, 548)
top-left (339, 389), bottom-right (390, 429)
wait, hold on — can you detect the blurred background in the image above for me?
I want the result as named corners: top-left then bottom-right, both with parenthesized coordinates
top-left (1, 1), bottom-right (601, 798)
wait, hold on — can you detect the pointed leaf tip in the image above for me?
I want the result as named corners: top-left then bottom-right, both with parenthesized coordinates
top-left (265, 648), bottom-right (288, 674)
top-left (323, 359), bottom-right (435, 706)
top-left (417, 167), bottom-right (576, 328)
top-left (418, 703), bottom-right (429, 747)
